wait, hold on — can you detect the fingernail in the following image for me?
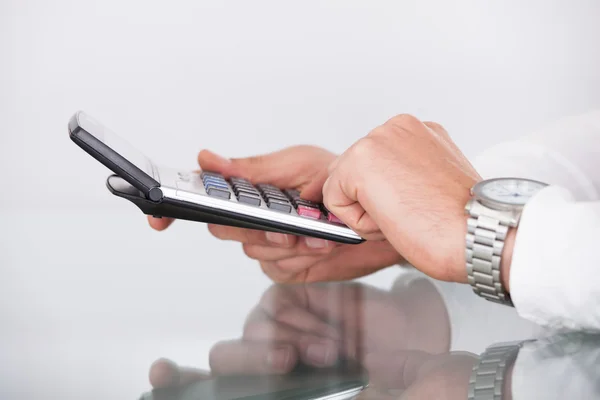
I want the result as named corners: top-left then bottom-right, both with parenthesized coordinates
top-left (306, 342), bottom-right (337, 367)
top-left (305, 237), bottom-right (329, 249)
top-left (265, 347), bottom-right (291, 370)
top-left (266, 232), bottom-right (290, 245)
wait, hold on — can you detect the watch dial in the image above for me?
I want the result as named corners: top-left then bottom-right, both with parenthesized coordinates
top-left (479, 179), bottom-right (547, 206)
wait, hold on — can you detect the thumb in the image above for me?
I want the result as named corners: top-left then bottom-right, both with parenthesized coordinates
top-left (198, 147), bottom-right (327, 188)
top-left (198, 149), bottom-right (280, 183)
top-left (299, 168), bottom-right (328, 202)
top-left (299, 156), bottom-right (339, 202)
top-left (197, 149), bottom-right (233, 175)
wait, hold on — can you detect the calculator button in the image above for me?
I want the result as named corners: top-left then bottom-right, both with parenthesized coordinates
top-left (203, 176), bottom-right (227, 184)
top-left (260, 186), bottom-right (283, 193)
top-left (295, 199), bottom-right (319, 207)
top-left (234, 184), bottom-right (258, 192)
top-left (231, 177), bottom-right (251, 184)
top-left (201, 171), bottom-right (223, 178)
top-left (284, 189), bottom-right (301, 198)
top-left (236, 188), bottom-right (260, 198)
top-left (262, 189), bottom-right (287, 197)
top-left (238, 194), bottom-right (261, 206)
top-left (257, 183), bottom-right (279, 190)
top-left (203, 177), bottom-right (226, 184)
top-left (297, 205), bottom-right (322, 219)
top-left (327, 212), bottom-right (344, 224)
top-left (204, 176), bottom-right (228, 184)
top-left (205, 182), bottom-right (230, 191)
top-left (267, 200), bottom-right (292, 213)
top-left (264, 193), bottom-right (288, 202)
top-left (207, 187), bottom-right (231, 199)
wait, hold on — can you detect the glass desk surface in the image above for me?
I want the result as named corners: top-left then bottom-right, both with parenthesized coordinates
top-left (1, 211), bottom-right (598, 400)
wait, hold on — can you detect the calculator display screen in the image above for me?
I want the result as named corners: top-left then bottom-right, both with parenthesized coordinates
top-left (76, 112), bottom-right (152, 175)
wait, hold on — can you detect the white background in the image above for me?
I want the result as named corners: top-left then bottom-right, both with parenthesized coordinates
top-left (1, 1), bottom-right (598, 399)
top-left (2, 0), bottom-right (600, 211)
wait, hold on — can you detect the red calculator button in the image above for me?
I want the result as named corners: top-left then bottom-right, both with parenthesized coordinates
top-left (327, 213), bottom-right (344, 224)
top-left (297, 206), bottom-right (322, 219)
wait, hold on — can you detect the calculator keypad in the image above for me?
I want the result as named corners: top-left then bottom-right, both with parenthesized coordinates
top-left (196, 171), bottom-right (345, 224)
top-left (257, 184), bottom-right (293, 213)
top-left (285, 189), bottom-right (323, 220)
top-left (201, 172), bottom-right (231, 199)
top-left (230, 177), bottom-right (262, 206)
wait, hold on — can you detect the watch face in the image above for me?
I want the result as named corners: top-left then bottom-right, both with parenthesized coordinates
top-left (474, 178), bottom-right (548, 208)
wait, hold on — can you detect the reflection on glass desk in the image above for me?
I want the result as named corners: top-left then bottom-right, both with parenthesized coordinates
top-left (1, 213), bottom-right (598, 400)
top-left (134, 278), bottom-right (600, 400)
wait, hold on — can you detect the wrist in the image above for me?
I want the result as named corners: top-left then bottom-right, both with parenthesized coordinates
top-left (501, 228), bottom-right (516, 293)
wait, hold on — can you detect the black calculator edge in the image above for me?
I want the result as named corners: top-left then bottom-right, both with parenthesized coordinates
top-left (106, 175), bottom-right (364, 245)
top-left (69, 112), bottom-right (162, 200)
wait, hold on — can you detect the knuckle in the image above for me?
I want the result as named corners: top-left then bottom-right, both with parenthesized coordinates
top-left (386, 113), bottom-right (422, 129)
top-left (423, 121), bottom-right (447, 134)
top-left (386, 114), bottom-right (421, 126)
top-left (350, 137), bottom-right (379, 159)
top-left (366, 125), bottom-right (389, 139)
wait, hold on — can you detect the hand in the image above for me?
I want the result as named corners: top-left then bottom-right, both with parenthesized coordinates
top-left (315, 115), bottom-right (481, 283)
top-left (147, 274), bottom-right (451, 389)
top-left (358, 351), bottom-right (478, 400)
top-left (148, 146), bottom-right (402, 283)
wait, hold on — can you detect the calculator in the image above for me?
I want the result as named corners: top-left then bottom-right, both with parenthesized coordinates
top-left (70, 111), bottom-right (363, 244)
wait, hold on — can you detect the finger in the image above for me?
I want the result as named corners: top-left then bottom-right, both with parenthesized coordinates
top-left (243, 319), bottom-right (340, 368)
top-left (207, 224), bottom-right (298, 248)
top-left (327, 156), bottom-right (340, 175)
top-left (209, 340), bottom-right (298, 375)
top-left (339, 285), bottom-right (363, 362)
top-left (242, 241), bottom-right (335, 262)
top-left (197, 149), bottom-right (233, 174)
top-left (355, 388), bottom-right (396, 400)
top-left (364, 351), bottom-right (436, 390)
top-left (253, 294), bottom-right (340, 341)
top-left (147, 216), bottom-right (175, 231)
top-left (199, 146), bottom-right (333, 188)
top-left (399, 352), bottom-right (477, 400)
top-left (422, 121), bottom-right (449, 138)
top-left (322, 176), bottom-right (384, 240)
top-left (149, 358), bottom-right (211, 389)
top-left (364, 351), bottom-right (477, 391)
top-left (298, 155), bottom-right (341, 208)
top-left (259, 256), bottom-right (322, 283)
top-left (299, 168), bottom-right (329, 202)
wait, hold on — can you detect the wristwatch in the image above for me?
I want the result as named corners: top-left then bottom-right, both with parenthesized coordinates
top-left (468, 340), bottom-right (529, 400)
top-left (465, 178), bottom-right (548, 306)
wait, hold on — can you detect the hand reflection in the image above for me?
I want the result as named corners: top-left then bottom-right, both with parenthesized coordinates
top-left (148, 273), bottom-right (451, 392)
top-left (358, 351), bottom-right (477, 399)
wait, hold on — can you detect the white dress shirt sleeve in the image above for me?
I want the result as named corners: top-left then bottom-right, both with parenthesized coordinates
top-left (473, 110), bottom-right (600, 331)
